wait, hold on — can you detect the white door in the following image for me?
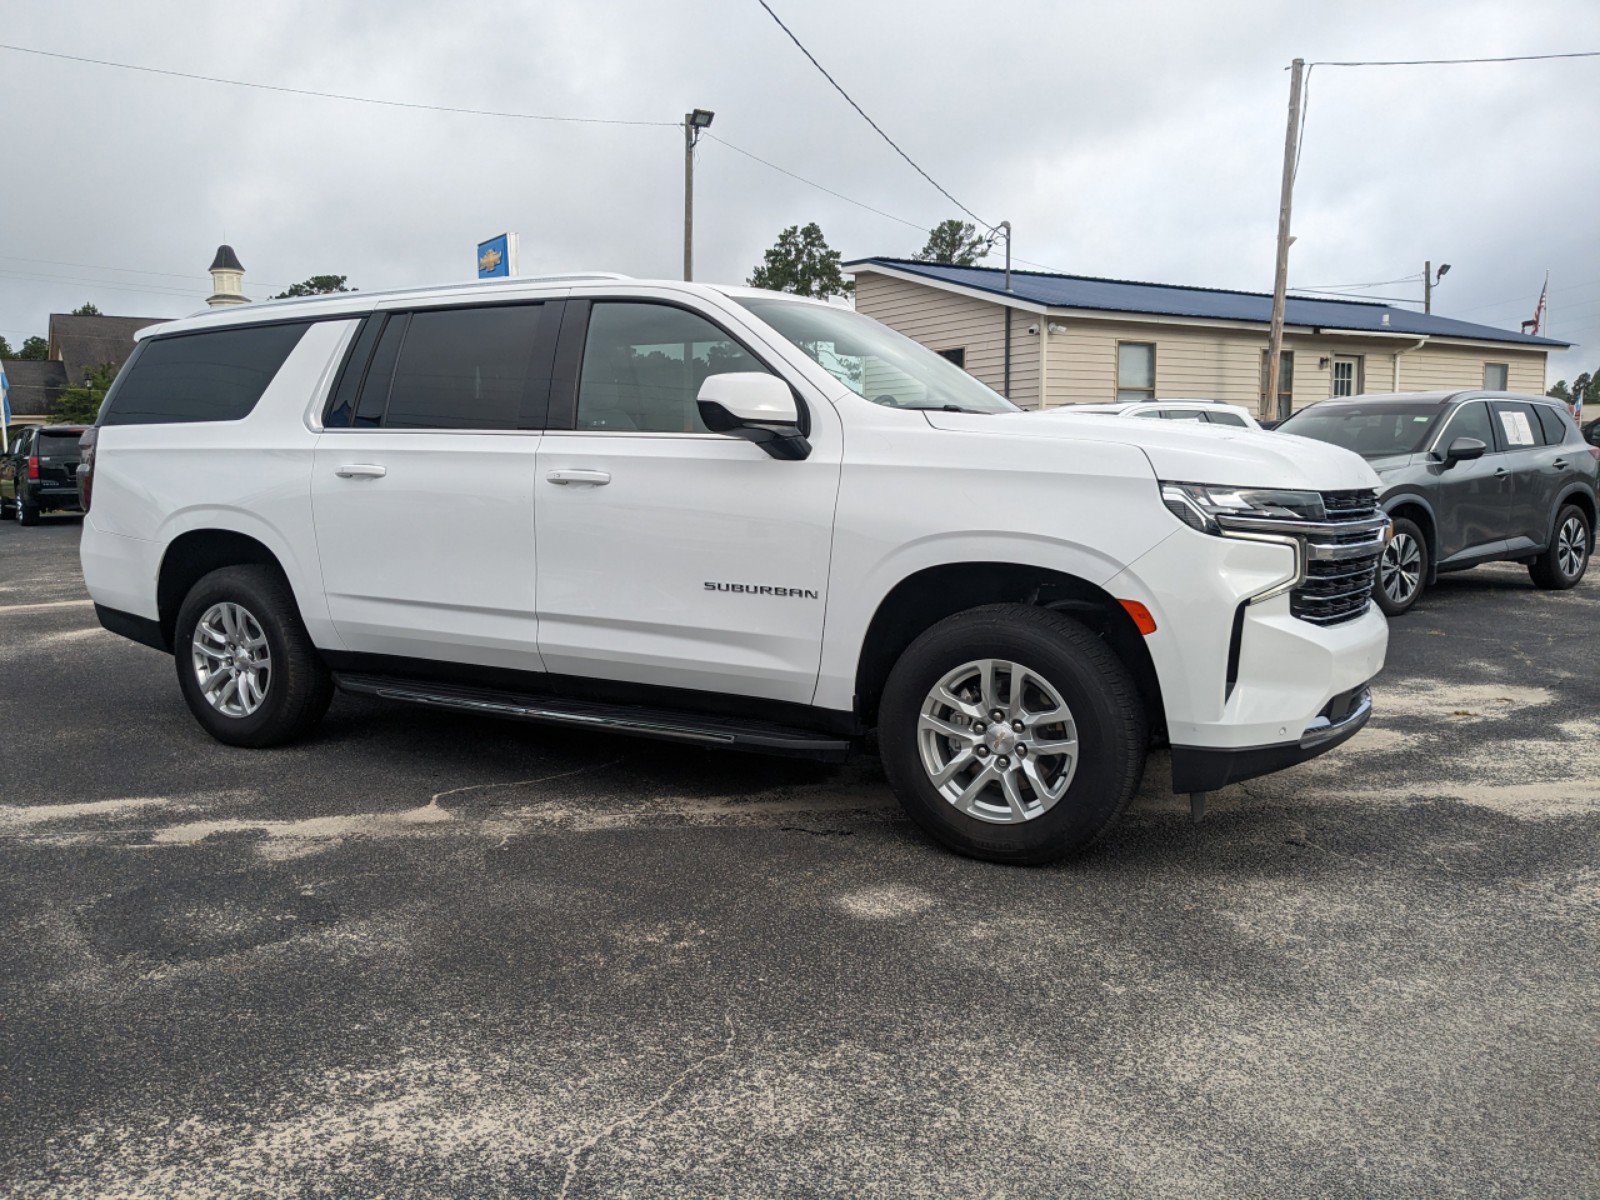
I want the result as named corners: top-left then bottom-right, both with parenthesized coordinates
top-left (533, 300), bottom-right (841, 705)
top-left (310, 302), bottom-right (552, 671)
top-left (1331, 355), bottom-right (1362, 397)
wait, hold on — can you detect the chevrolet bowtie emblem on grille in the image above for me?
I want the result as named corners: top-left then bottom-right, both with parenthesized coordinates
top-left (478, 246), bottom-right (503, 273)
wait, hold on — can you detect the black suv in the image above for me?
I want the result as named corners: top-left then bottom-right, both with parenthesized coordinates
top-left (1277, 391), bottom-right (1598, 614)
top-left (1, 425), bottom-right (89, 526)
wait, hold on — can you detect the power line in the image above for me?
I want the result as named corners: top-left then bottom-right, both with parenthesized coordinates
top-left (704, 135), bottom-right (928, 233)
top-left (1309, 50), bottom-right (1600, 68)
top-left (0, 253), bottom-right (287, 292)
top-left (0, 42), bottom-right (677, 127)
top-left (752, 0), bottom-right (991, 229)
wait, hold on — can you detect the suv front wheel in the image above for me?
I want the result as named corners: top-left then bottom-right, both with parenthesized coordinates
top-left (174, 565), bottom-right (333, 747)
top-left (878, 604), bottom-right (1147, 865)
top-left (1375, 517), bottom-right (1427, 616)
top-left (1529, 504), bottom-right (1590, 590)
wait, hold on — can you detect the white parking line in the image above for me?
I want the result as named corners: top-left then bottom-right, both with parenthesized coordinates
top-left (0, 599), bottom-right (95, 614)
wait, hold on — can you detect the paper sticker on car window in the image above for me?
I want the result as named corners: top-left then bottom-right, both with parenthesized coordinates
top-left (1499, 410), bottom-right (1535, 447)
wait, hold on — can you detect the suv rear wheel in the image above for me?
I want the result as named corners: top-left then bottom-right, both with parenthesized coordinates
top-left (1529, 504), bottom-right (1590, 590)
top-left (878, 604), bottom-right (1146, 865)
top-left (174, 565), bottom-right (333, 747)
top-left (15, 491), bottom-right (40, 526)
top-left (1375, 517), bottom-right (1427, 616)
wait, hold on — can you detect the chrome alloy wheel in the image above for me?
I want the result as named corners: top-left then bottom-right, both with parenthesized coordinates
top-left (917, 659), bottom-right (1079, 824)
top-left (1557, 514), bottom-right (1588, 578)
top-left (1380, 531), bottom-right (1422, 604)
top-left (191, 601), bottom-right (272, 718)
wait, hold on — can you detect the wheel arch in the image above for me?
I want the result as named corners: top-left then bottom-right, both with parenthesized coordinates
top-left (852, 561), bottom-right (1164, 738)
top-left (1383, 493), bottom-right (1438, 582)
top-left (1554, 484), bottom-right (1596, 535)
top-left (156, 529), bottom-right (297, 650)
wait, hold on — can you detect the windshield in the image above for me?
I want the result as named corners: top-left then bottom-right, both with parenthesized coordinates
top-left (1277, 402), bottom-right (1443, 457)
top-left (737, 298), bottom-right (1019, 414)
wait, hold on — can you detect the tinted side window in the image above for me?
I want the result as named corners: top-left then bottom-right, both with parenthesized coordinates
top-left (323, 316), bottom-right (384, 429)
top-left (1531, 403), bottom-right (1574, 447)
top-left (1439, 401), bottom-right (1494, 450)
top-left (576, 303), bottom-right (769, 433)
top-left (381, 304), bottom-right (546, 430)
top-left (1491, 401), bottom-right (1543, 449)
top-left (1162, 409), bottom-right (1207, 422)
top-left (102, 323), bottom-right (310, 426)
top-left (1207, 411), bottom-right (1249, 427)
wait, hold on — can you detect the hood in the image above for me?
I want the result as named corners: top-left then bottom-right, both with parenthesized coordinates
top-left (923, 411), bottom-right (1381, 492)
top-left (1365, 452), bottom-right (1419, 474)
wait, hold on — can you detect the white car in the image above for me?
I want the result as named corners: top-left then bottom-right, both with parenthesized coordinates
top-left (1039, 399), bottom-right (1263, 429)
top-left (79, 274), bottom-right (1388, 864)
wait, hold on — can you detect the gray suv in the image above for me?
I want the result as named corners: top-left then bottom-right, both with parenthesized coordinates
top-left (1277, 391), bottom-right (1598, 615)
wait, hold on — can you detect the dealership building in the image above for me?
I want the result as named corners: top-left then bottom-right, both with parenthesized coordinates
top-left (846, 257), bottom-right (1568, 415)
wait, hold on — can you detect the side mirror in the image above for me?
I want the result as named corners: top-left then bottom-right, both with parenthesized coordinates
top-left (696, 373), bottom-right (811, 461)
top-left (1439, 435), bottom-right (1487, 465)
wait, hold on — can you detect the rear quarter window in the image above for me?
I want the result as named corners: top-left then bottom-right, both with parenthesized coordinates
top-left (101, 322), bottom-right (311, 426)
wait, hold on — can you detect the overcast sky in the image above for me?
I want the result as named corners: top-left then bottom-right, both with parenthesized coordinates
top-left (2, 0), bottom-right (1596, 380)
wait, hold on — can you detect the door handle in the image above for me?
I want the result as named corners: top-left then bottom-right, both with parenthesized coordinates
top-left (546, 469), bottom-right (611, 486)
top-left (335, 463), bottom-right (387, 479)
top-left (1552, 458), bottom-right (1568, 470)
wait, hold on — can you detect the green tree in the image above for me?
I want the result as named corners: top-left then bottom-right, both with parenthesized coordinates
top-left (17, 336), bottom-right (48, 361)
top-left (913, 219), bottom-right (996, 266)
top-left (273, 275), bottom-right (354, 299)
top-left (72, 302), bottom-right (101, 316)
top-left (747, 224), bottom-right (852, 299)
top-left (1548, 380), bottom-right (1572, 402)
top-left (0, 335), bottom-right (13, 358)
top-left (53, 362), bottom-right (119, 424)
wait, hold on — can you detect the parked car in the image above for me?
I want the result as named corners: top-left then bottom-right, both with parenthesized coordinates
top-left (1, 424), bottom-right (89, 525)
top-left (80, 275), bottom-right (1389, 864)
top-left (1276, 391), bottom-right (1598, 615)
top-left (1036, 398), bottom-right (1262, 429)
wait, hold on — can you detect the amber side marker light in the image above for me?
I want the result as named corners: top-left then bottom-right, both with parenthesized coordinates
top-left (1118, 599), bottom-right (1157, 636)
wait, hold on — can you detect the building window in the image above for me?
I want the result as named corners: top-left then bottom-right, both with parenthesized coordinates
top-left (1484, 363), bottom-right (1509, 391)
top-left (1331, 354), bottom-right (1364, 398)
top-left (1260, 350), bottom-right (1294, 411)
top-left (936, 347), bottom-right (966, 369)
top-left (1116, 342), bottom-right (1155, 401)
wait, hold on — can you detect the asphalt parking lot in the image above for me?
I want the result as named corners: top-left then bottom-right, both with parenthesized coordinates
top-left (1, 515), bottom-right (1596, 1198)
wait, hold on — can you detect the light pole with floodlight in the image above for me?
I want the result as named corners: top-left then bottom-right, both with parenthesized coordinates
top-left (683, 109), bottom-right (714, 281)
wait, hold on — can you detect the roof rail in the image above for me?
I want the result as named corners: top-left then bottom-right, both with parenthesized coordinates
top-left (237, 272), bottom-right (635, 311)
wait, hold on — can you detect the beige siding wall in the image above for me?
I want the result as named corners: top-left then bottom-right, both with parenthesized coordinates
top-left (853, 273), bottom-right (1549, 413)
top-left (854, 273), bottom-right (1039, 406)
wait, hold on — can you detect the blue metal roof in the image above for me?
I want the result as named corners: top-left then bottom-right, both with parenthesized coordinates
top-left (845, 257), bottom-right (1569, 349)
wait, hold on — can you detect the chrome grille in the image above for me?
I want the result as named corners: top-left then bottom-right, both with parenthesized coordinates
top-left (1291, 490), bottom-right (1386, 625)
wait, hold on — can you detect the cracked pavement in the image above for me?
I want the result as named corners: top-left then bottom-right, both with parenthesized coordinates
top-left (1, 516), bottom-right (1597, 1198)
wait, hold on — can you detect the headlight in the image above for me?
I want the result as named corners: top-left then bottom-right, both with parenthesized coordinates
top-left (1159, 481), bottom-right (1326, 535)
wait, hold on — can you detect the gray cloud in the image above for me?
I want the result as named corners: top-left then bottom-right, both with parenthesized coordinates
top-left (2, 0), bottom-right (1596, 380)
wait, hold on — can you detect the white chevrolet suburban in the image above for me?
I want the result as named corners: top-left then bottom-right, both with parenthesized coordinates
top-left (79, 274), bottom-right (1389, 863)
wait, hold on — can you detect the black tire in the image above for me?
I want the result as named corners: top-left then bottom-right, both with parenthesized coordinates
top-left (1374, 516), bottom-right (1427, 616)
top-left (878, 604), bottom-right (1147, 865)
top-left (16, 491), bottom-right (40, 526)
top-left (173, 564), bottom-right (333, 747)
top-left (1529, 503), bottom-right (1591, 590)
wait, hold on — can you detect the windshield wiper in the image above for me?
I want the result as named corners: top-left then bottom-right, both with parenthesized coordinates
top-left (900, 404), bottom-right (989, 414)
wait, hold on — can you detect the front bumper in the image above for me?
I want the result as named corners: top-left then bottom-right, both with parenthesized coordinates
top-left (1170, 682), bottom-right (1372, 793)
top-left (1104, 525), bottom-right (1389, 789)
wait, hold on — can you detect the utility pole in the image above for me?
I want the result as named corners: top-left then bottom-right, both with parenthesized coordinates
top-left (1263, 58), bottom-right (1305, 423)
top-left (997, 220), bottom-right (1013, 399)
top-left (682, 109), bottom-right (715, 281)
